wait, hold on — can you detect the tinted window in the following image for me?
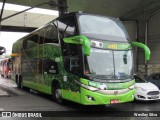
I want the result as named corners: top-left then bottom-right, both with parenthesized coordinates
top-left (58, 16), bottom-right (78, 39)
top-left (39, 21), bottom-right (59, 44)
top-left (63, 44), bottom-right (82, 76)
top-left (39, 59), bottom-right (58, 74)
top-left (58, 16), bottom-right (82, 76)
top-left (23, 34), bottom-right (39, 49)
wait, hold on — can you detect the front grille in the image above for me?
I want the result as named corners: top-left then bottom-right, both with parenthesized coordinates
top-left (147, 91), bottom-right (159, 95)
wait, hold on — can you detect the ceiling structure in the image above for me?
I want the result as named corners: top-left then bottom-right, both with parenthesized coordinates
top-left (0, 0), bottom-right (160, 30)
top-left (1, 0), bottom-right (160, 74)
top-left (1, 0), bottom-right (160, 19)
top-left (0, 0), bottom-right (159, 34)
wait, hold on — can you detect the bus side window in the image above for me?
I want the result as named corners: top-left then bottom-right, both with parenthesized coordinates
top-left (64, 16), bottom-right (77, 37)
top-left (23, 34), bottom-right (39, 50)
top-left (70, 56), bottom-right (79, 71)
top-left (43, 59), bottom-right (58, 74)
top-left (43, 21), bottom-right (59, 44)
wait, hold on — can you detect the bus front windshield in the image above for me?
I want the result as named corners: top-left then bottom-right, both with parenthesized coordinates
top-left (79, 14), bottom-right (129, 41)
top-left (84, 48), bottom-right (133, 80)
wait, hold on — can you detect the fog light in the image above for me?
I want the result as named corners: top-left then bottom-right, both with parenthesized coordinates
top-left (137, 95), bottom-right (145, 99)
top-left (86, 95), bottom-right (95, 101)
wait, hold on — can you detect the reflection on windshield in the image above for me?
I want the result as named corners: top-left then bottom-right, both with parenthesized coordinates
top-left (79, 15), bottom-right (129, 41)
top-left (114, 50), bottom-right (133, 79)
top-left (84, 48), bottom-right (133, 80)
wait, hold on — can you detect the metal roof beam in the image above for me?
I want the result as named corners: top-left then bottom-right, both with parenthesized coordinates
top-left (0, 25), bottom-right (36, 32)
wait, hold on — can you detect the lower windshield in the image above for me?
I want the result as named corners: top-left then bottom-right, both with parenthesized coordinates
top-left (84, 48), bottom-right (133, 80)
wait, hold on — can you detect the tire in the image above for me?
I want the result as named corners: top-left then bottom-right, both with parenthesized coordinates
top-left (17, 79), bottom-right (21, 89)
top-left (17, 76), bottom-right (23, 89)
top-left (52, 84), bottom-right (64, 104)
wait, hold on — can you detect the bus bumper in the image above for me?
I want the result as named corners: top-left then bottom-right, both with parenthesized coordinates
top-left (80, 87), bottom-right (135, 105)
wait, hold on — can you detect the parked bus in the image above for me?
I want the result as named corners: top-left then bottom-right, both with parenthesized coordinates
top-left (0, 58), bottom-right (12, 78)
top-left (12, 12), bottom-right (150, 105)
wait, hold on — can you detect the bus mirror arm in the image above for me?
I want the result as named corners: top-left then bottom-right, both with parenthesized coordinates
top-left (131, 42), bottom-right (151, 61)
top-left (63, 35), bottom-right (91, 56)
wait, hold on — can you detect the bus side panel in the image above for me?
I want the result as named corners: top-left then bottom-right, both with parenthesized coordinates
top-left (39, 44), bottom-right (66, 94)
top-left (21, 46), bottom-right (39, 90)
top-left (39, 44), bottom-right (81, 100)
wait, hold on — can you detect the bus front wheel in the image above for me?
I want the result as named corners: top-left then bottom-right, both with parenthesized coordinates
top-left (53, 84), bottom-right (64, 104)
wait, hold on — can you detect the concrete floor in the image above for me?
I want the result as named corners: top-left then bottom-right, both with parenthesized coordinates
top-left (0, 77), bottom-right (160, 119)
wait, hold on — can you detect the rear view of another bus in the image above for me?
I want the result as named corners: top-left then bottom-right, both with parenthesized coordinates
top-left (0, 58), bottom-right (12, 78)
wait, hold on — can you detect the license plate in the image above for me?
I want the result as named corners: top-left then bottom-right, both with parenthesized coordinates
top-left (110, 99), bottom-right (119, 104)
top-left (151, 96), bottom-right (157, 99)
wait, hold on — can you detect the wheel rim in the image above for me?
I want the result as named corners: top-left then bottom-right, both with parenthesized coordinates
top-left (55, 88), bottom-right (62, 103)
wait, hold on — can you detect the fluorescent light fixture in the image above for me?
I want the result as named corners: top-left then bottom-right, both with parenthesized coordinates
top-left (0, 2), bottom-right (58, 16)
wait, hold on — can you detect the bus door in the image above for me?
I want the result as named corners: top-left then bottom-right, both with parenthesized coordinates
top-left (57, 15), bottom-right (82, 95)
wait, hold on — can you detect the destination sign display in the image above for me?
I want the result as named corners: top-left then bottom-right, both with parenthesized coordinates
top-left (90, 40), bottom-right (131, 50)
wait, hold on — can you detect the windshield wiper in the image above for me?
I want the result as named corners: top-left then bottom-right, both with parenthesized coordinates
top-left (94, 75), bottom-right (114, 79)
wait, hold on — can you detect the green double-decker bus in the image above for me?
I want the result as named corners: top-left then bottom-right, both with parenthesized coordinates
top-left (12, 12), bottom-right (150, 105)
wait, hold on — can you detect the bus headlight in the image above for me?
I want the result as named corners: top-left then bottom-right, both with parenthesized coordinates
top-left (128, 85), bottom-right (134, 90)
top-left (81, 84), bottom-right (98, 91)
top-left (74, 80), bottom-right (98, 91)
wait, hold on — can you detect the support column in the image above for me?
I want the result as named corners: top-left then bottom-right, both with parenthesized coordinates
top-left (58, 0), bottom-right (68, 16)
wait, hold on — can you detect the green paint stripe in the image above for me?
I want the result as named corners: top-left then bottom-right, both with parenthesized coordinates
top-left (23, 81), bottom-right (51, 94)
top-left (62, 89), bottom-right (81, 103)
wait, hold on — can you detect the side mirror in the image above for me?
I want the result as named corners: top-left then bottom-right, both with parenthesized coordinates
top-left (64, 35), bottom-right (91, 56)
top-left (0, 46), bottom-right (6, 55)
top-left (131, 42), bottom-right (150, 61)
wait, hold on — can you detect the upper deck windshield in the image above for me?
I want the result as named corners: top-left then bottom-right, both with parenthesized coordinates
top-left (78, 14), bottom-right (129, 41)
